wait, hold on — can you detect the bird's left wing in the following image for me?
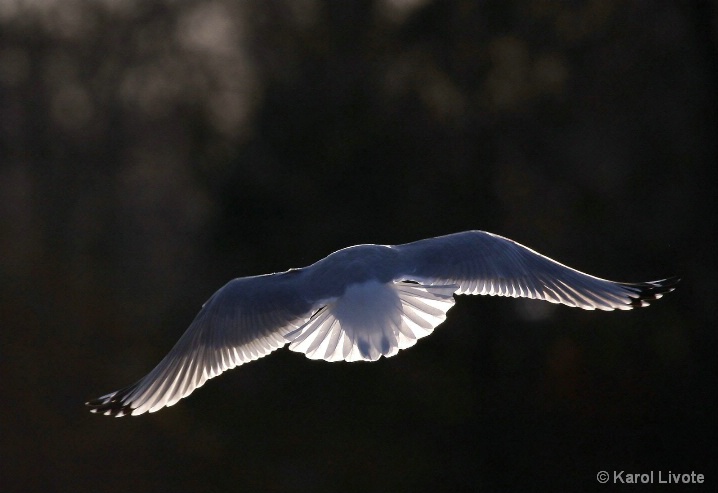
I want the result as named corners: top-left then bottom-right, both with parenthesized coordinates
top-left (86, 270), bottom-right (316, 416)
top-left (393, 231), bottom-right (678, 310)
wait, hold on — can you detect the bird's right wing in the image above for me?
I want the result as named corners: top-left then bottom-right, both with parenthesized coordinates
top-left (86, 270), bottom-right (317, 417)
top-left (394, 231), bottom-right (679, 310)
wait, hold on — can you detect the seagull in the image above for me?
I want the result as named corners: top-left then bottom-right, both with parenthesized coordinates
top-left (86, 230), bottom-right (679, 417)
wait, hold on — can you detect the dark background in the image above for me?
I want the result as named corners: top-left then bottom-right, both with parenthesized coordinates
top-left (0, 1), bottom-right (715, 492)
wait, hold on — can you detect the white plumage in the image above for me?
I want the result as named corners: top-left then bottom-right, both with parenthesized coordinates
top-left (87, 230), bottom-right (678, 417)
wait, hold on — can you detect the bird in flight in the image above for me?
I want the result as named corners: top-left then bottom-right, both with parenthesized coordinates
top-left (87, 230), bottom-right (678, 417)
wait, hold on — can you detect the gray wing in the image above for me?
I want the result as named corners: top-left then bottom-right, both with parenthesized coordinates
top-left (394, 231), bottom-right (679, 310)
top-left (86, 270), bottom-right (315, 417)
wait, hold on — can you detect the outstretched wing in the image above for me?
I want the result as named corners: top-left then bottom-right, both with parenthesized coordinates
top-left (86, 270), bottom-right (316, 417)
top-left (394, 231), bottom-right (679, 310)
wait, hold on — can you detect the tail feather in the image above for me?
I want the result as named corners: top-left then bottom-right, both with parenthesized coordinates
top-left (286, 281), bottom-right (457, 362)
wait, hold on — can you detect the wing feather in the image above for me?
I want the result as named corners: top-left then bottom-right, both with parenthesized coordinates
top-left (395, 231), bottom-right (679, 310)
top-left (86, 270), bottom-right (316, 416)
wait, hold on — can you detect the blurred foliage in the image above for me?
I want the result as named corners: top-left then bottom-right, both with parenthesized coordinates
top-left (0, 0), bottom-right (715, 491)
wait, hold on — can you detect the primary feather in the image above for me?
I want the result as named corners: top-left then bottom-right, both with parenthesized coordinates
top-left (87, 231), bottom-right (679, 417)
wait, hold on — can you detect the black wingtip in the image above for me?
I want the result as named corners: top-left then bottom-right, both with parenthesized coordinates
top-left (621, 276), bottom-right (680, 307)
top-left (85, 386), bottom-right (137, 417)
top-left (649, 276), bottom-right (681, 292)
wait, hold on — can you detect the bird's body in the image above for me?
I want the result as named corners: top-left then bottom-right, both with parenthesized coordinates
top-left (87, 231), bottom-right (678, 417)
